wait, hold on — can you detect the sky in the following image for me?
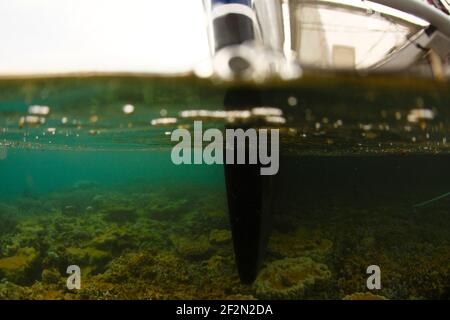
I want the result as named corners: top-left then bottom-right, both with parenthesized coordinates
top-left (0, 0), bottom-right (211, 75)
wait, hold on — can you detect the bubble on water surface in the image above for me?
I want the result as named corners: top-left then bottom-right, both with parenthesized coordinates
top-left (19, 115), bottom-right (45, 128)
top-left (251, 107), bottom-right (283, 117)
top-left (122, 104), bottom-right (135, 114)
top-left (287, 96), bottom-right (298, 107)
top-left (265, 116), bottom-right (286, 124)
top-left (28, 105), bottom-right (50, 116)
top-left (151, 117), bottom-right (177, 126)
top-left (407, 109), bottom-right (434, 123)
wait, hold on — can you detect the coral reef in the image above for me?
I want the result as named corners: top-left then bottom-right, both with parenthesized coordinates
top-left (41, 268), bottom-right (62, 285)
top-left (0, 185), bottom-right (248, 299)
top-left (145, 195), bottom-right (187, 221)
top-left (267, 228), bottom-right (333, 262)
top-left (253, 257), bottom-right (331, 299)
top-left (102, 206), bottom-right (138, 224)
top-left (0, 180), bottom-right (449, 300)
top-left (0, 247), bottom-right (39, 285)
top-left (209, 229), bottom-right (232, 245)
top-left (170, 234), bottom-right (213, 261)
top-left (63, 247), bottom-right (111, 274)
top-left (0, 281), bottom-right (31, 299)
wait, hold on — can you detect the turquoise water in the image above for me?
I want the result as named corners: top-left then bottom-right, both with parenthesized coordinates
top-left (0, 74), bottom-right (449, 300)
top-left (0, 149), bottom-right (224, 198)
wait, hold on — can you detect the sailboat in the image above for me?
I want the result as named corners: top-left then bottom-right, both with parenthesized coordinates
top-left (203, 0), bottom-right (450, 283)
top-left (204, 0), bottom-right (450, 79)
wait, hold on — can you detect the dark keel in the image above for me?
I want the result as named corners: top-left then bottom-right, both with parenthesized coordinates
top-left (224, 162), bottom-right (273, 283)
top-left (223, 88), bottom-right (274, 283)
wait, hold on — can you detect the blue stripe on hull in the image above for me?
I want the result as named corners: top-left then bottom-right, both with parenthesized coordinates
top-left (212, 0), bottom-right (252, 7)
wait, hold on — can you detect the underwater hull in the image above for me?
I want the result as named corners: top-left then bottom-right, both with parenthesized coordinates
top-left (224, 160), bottom-right (273, 283)
top-left (223, 87), bottom-right (274, 283)
top-left (204, 0), bottom-right (279, 283)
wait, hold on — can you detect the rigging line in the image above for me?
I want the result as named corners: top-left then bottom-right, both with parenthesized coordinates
top-left (413, 191), bottom-right (450, 208)
top-left (354, 25), bottom-right (391, 67)
top-left (298, 26), bottom-right (407, 34)
top-left (355, 13), bottom-right (421, 68)
top-left (300, 19), bottom-right (409, 32)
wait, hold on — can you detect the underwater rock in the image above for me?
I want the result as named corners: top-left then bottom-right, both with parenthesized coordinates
top-left (41, 268), bottom-right (62, 285)
top-left (52, 217), bottom-right (75, 233)
top-left (91, 194), bottom-right (108, 209)
top-left (205, 255), bottom-right (226, 272)
top-left (64, 247), bottom-right (111, 265)
top-left (25, 281), bottom-right (69, 300)
top-left (197, 195), bottom-right (229, 230)
top-left (360, 236), bottom-right (376, 250)
top-left (267, 228), bottom-right (333, 262)
top-left (49, 188), bottom-right (97, 215)
top-left (204, 255), bottom-right (237, 280)
top-left (90, 227), bottom-right (135, 255)
top-left (170, 234), bottom-right (213, 261)
top-left (42, 251), bottom-right (60, 269)
top-left (61, 205), bottom-right (79, 216)
top-left (102, 206), bottom-right (138, 224)
top-left (399, 244), bottom-right (450, 299)
top-left (0, 204), bottom-right (18, 234)
top-left (209, 229), bottom-right (232, 245)
top-left (63, 229), bottom-right (92, 242)
top-left (0, 217), bottom-right (17, 235)
top-left (146, 197), bottom-right (187, 221)
top-left (202, 252), bottom-right (241, 294)
top-left (4, 221), bottom-right (47, 255)
top-left (253, 257), bottom-right (331, 299)
top-left (15, 197), bottom-right (48, 215)
top-left (207, 229), bottom-right (233, 257)
top-left (0, 203), bottom-right (18, 216)
top-left (202, 213), bottom-right (228, 231)
top-left (200, 255), bottom-right (246, 299)
top-left (0, 247), bottom-right (39, 285)
top-left (95, 251), bottom-right (194, 299)
top-left (343, 292), bottom-right (388, 300)
top-left (90, 192), bottom-right (131, 209)
top-left (0, 281), bottom-right (30, 299)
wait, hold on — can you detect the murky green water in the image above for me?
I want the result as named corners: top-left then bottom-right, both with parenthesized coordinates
top-left (0, 74), bottom-right (449, 299)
